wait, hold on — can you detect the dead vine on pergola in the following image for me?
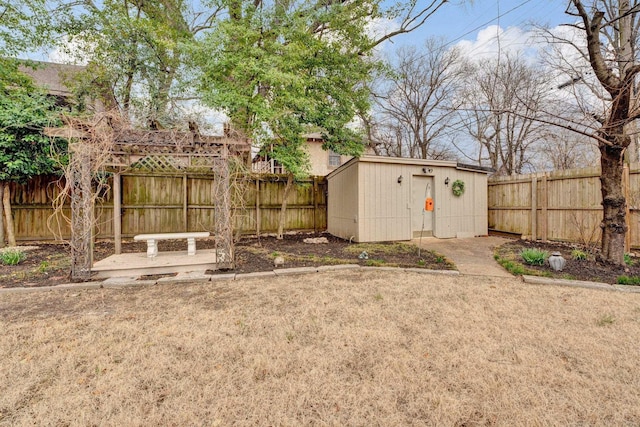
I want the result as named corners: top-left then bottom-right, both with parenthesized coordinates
top-left (49, 112), bottom-right (118, 280)
top-left (48, 111), bottom-right (241, 281)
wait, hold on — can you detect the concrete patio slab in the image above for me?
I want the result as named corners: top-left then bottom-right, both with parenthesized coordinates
top-left (92, 249), bottom-right (221, 278)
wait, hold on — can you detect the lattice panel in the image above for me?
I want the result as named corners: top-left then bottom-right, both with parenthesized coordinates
top-left (189, 155), bottom-right (225, 169)
top-left (129, 155), bottom-right (189, 172)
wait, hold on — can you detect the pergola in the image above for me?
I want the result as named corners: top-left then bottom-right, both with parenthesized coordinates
top-left (46, 118), bottom-right (250, 280)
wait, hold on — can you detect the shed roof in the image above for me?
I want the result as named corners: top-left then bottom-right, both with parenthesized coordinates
top-left (326, 155), bottom-right (492, 179)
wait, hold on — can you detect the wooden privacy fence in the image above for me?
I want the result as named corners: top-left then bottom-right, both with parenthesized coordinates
top-left (488, 163), bottom-right (640, 249)
top-left (9, 173), bottom-right (327, 241)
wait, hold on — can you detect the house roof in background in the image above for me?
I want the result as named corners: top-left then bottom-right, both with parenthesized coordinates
top-left (303, 132), bottom-right (323, 141)
top-left (19, 61), bottom-right (85, 96)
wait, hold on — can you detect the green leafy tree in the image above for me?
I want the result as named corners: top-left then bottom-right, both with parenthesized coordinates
top-left (195, 0), bottom-right (449, 238)
top-left (61, 0), bottom-right (220, 125)
top-left (0, 0), bottom-right (61, 246)
top-left (0, 60), bottom-right (63, 246)
top-left (0, 0), bottom-right (51, 54)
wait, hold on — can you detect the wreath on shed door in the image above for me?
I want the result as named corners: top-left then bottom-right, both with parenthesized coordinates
top-left (452, 179), bottom-right (465, 197)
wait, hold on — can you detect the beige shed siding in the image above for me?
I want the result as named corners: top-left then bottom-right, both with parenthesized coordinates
top-left (359, 162), bottom-right (411, 241)
top-left (327, 161), bottom-right (360, 240)
top-left (432, 169), bottom-right (488, 238)
top-left (327, 156), bottom-right (489, 242)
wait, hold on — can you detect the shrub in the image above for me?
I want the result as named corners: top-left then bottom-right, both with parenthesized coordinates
top-left (616, 275), bottom-right (640, 286)
top-left (0, 248), bottom-right (26, 266)
top-left (571, 249), bottom-right (588, 261)
top-left (520, 248), bottom-right (548, 266)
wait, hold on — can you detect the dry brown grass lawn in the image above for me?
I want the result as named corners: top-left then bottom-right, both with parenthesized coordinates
top-left (1, 271), bottom-right (640, 426)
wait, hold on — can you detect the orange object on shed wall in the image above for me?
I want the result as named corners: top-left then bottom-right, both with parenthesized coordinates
top-left (425, 198), bottom-right (434, 211)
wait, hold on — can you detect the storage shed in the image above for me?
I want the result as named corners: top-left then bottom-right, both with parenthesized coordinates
top-left (326, 156), bottom-right (490, 242)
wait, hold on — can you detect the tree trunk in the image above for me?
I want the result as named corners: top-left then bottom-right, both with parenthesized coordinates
top-left (2, 182), bottom-right (16, 247)
top-left (0, 184), bottom-right (4, 248)
top-left (276, 173), bottom-right (294, 240)
top-left (599, 144), bottom-right (627, 264)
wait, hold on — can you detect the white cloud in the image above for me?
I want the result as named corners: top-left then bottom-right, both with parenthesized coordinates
top-left (455, 25), bottom-right (542, 61)
top-left (366, 17), bottom-right (401, 43)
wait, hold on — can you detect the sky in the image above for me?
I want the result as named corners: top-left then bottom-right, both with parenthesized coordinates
top-left (34, 0), bottom-right (580, 139)
top-left (390, 0), bottom-right (571, 50)
top-left (372, 0), bottom-right (573, 61)
top-left (38, 0), bottom-right (573, 63)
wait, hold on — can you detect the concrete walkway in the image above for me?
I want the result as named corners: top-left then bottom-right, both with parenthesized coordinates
top-left (413, 236), bottom-right (512, 277)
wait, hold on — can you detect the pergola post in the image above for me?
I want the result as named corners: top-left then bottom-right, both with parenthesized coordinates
top-left (213, 149), bottom-right (234, 269)
top-left (70, 144), bottom-right (94, 281)
top-left (113, 171), bottom-right (122, 255)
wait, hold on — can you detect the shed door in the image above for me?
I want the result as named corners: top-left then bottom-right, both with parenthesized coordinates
top-left (412, 176), bottom-right (434, 238)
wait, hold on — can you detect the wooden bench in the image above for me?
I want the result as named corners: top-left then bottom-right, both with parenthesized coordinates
top-left (133, 232), bottom-right (210, 258)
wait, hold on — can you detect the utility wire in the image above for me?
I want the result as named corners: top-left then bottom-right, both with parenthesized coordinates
top-left (442, 0), bottom-right (534, 48)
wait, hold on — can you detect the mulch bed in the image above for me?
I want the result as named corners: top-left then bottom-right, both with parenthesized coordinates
top-left (495, 239), bottom-right (640, 285)
top-left (0, 232), bottom-right (453, 288)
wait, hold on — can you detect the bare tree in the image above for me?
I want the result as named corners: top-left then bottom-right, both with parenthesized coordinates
top-left (553, 0), bottom-right (640, 264)
top-left (533, 128), bottom-right (599, 171)
top-left (366, 39), bottom-right (464, 160)
top-left (458, 55), bottom-right (550, 175)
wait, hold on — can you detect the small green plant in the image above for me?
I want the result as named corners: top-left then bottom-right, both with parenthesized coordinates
top-left (435, 256), bottom-right (445, 263)
top-left (497, 258), bottom-right (527, 276)
top-left (624, 253), bottom-right (636, 267)
top-left (596, 314), bottom-right (616, 327)
top-left (373, 293), bottom-right (383, 301)
top-left (520, 248), bottom-right (548, 266)
top-left (571, 249), bottom-right (588, 261)
top-left (37, 260), bottom-right (50, 273)
top-left (0, 249), bottom-right (26, 266)
top-left (617, 275), bottom-right (640, 286)
top-left (364, 259), bottom-right (385, 267)
top-left (416, 259), bottom-right (426, 267)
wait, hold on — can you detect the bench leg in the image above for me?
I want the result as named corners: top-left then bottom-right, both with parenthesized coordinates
top-left (147, 239), bottom-right (158, 258)
top-left (187, 237), bottom-right (196, 255)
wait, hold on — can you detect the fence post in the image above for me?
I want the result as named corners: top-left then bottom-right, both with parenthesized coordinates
top-left (531, 176), bottom-right (537, 240)
top-left (256, 178), bottom-right (261, 236)
top-left (624, 164), bottom-right (631, 252)
top-left (541, 175), bottom-right (548, 241)
top-left (183, 174), bottom-right (188, 231)
top-left (313, 177), bottom-right (318, 232)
